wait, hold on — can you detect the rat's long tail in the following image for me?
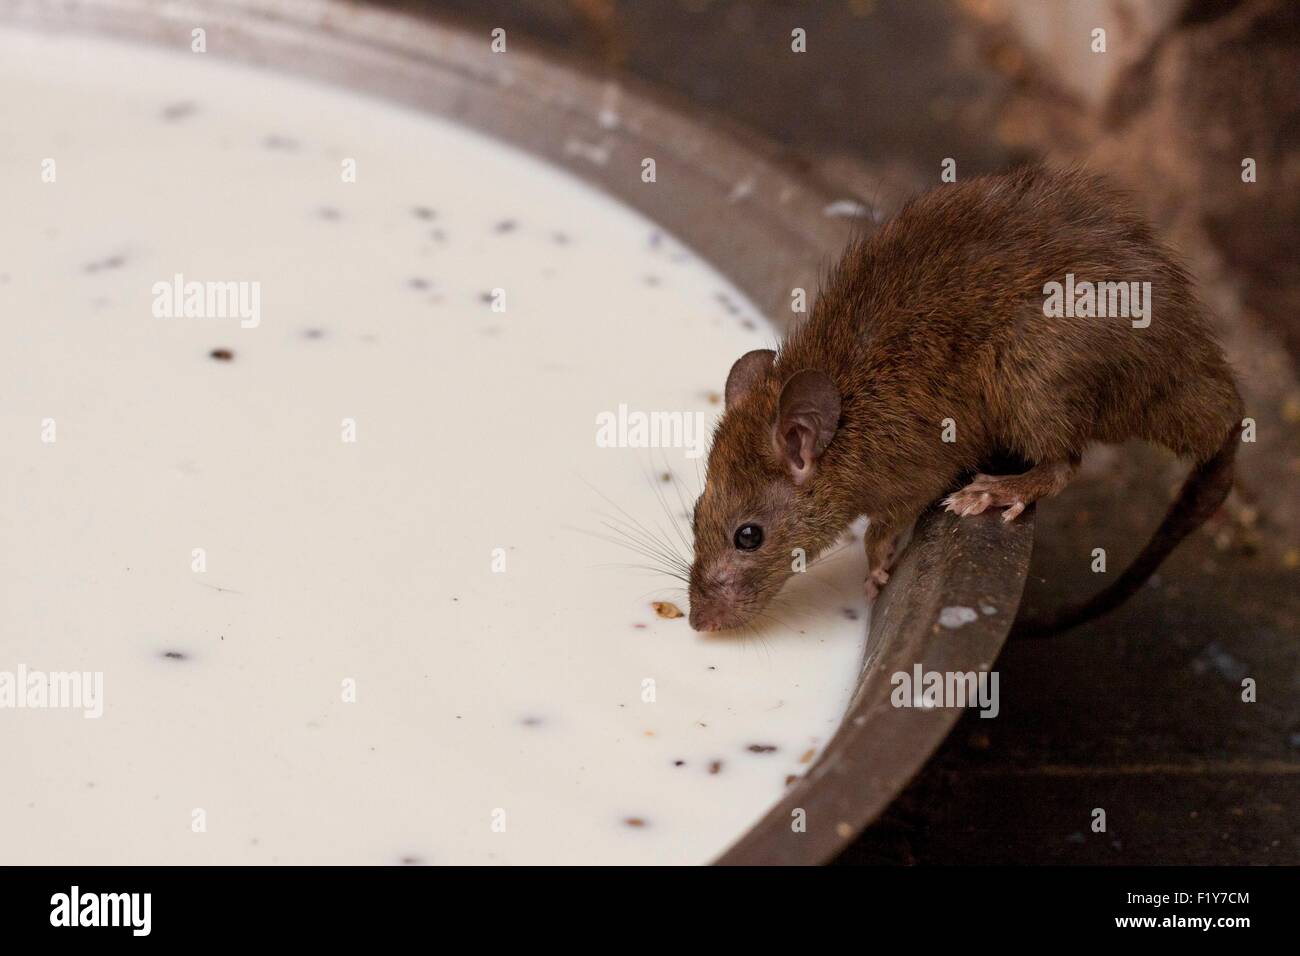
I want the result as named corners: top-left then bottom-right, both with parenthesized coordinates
top-left (1011, 422), bottom-right (1242, 639)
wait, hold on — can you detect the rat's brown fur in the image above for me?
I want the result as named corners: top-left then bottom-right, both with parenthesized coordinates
top-left (689, 165), bottom-right (1243, 634)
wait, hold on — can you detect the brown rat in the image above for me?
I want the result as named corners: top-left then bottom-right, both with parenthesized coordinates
top-left (688, 165), bottom-right (1243, 635)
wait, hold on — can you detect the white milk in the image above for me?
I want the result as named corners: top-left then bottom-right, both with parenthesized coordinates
top-left (0, 28), bottom-right (867, 864)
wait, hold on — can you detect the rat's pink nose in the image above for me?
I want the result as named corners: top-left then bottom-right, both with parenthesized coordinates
top-left (689, 602), bottom-right (739, 632)
top-left (689, 606), bottom-right (718, 631)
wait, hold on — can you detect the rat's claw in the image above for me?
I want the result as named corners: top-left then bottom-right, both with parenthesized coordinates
top-left (943, 490), bottom-right (992, 517)
top-left (1001, 500), bottom-right (1026, 522)
top-left (865, 567), bottom-right (890, 601)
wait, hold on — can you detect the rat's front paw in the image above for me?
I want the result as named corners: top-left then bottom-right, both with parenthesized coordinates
top-left (865, 567), bottom-right (890, 602)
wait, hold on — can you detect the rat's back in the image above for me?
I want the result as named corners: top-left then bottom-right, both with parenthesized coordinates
top-left (795, 165), bottom-right (1241, 465)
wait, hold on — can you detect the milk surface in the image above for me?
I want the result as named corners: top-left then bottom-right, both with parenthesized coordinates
top-left (0, 27), bottom-right (867, 864)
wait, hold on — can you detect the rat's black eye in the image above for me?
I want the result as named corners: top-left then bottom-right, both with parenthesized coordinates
top-left (733, 523), bottom-right (764, 551)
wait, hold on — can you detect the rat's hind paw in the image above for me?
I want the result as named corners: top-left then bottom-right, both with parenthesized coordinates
top-left (945, 460), bottom-right (1077, 522)
top-left (865, 567), bottom-right (890, 601)
top-left (942, 488), bottom-right (995, 518)
top-left (943, 474), bottom-right (1029, 522)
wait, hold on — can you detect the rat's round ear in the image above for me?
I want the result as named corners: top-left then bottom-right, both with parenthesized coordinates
top-left (724, 349), bottom-right (776, 410)
top-left (774, 369), bottom-right (841, 485)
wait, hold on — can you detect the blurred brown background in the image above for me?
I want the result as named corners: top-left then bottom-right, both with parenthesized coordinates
top-left (375, 0), bottom-right (1299, 864)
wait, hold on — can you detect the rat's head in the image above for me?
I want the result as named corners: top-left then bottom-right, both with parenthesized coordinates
top-left (689, 349), bottom-right (845, 632)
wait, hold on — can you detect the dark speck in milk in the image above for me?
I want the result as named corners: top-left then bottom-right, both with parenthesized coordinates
top-left (493, 219), bottom-right (518, 234)
top-left (408, 277), bottom-right (431, 291)
top-left (411, 206), bottom-right (436, 221)
top-left (708, 760), bottom-right (723, 775)
top-left (623, 817), bottom-right (648, 829)
top-left (519, 716), bottom-right (544, 727)
top-left (160, 101), bottom-right (197, 122)
top-left (262, 134), bottom-right (299, 151)
top-left (316, 206), bottom-right (341, 222)
top-left (746, 744), bottom-right (778, 754)
top-left (160, 651), bottom-right (188, 661)
top-left (301, 328), bottom-right (325, 340)
top-left (209, 348), bottom-right (234, 361)
top-left (83, 254), bottom-right (125, 274)
top-left (551, 231), bottom-right (570, 245)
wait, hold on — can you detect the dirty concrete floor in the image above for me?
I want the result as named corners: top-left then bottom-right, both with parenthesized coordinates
top-left (392, 0), bottom-right (1299, 864)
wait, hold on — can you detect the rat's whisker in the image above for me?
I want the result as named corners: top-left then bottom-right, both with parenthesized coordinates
top-left (642, 458), bottom-right (694, 560)
top-left (604, 528), bottom-right (691, 580)
top-left (601, 527), bottom-right (691, 579)
top-left (655, 452), bottom-right (698, 540)
top-left (749, 603), bottom-right (801, 635)
top-left (582, 477), bottom-right (691, 571)
top-left (595, 562), bottom-right (691, 585)
top-left (663, 456), bottom-right (701, 539)
top-left (589, 508), bottom-right (690, 572)
top-left (568, 522), bottom-right (689, 578)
